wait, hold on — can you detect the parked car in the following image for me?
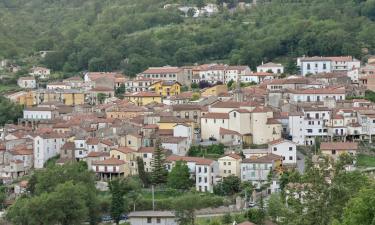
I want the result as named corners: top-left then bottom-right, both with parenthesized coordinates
top-left (248, 202), bottom-right (257, 208)
top-left (101, 215), bottom-right (112, 222)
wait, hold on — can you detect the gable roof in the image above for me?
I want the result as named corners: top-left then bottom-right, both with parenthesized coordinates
top-left (92, 157), bottom-right (125, 165)
top-left (242, 153), bottom-right (282, 163)
top-left (320, 142), bottom-right (358, 150)
top-left (166, 155), bottom-right (214, 165)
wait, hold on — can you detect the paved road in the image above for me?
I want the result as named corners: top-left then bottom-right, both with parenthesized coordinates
top-left (296, 150), bottom-right (305, 174)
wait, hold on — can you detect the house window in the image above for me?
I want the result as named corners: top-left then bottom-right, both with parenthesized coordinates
top-left (128, 140), bottom-right (131, 145)
top-left (143, 154), bottom-right (147, 158)
top-left (157, 218), bottom-right (161, 223)
top-left (223, 162), bottom-right (226, 165)
top-left (289, 156), bottom-right (293, 160)
top-left (228, 162), bottom-right (231, 166)
top-left (233, 112), bottom-right (236, 118)
top-left (289, 147), bottom-right (293, 151)
top-left (204, 167), bottom-right (207, 173)
top-left (307, 63), bottom-right (311, 70)
top-left (228, 170), bottom-right (231, 173)
top-left (332, 150), bottom-right (336, 155)
top-left (224, 170), bottom-right (227, 173)
top-left (204, 177), bottom-right (207, 183)
top-left (307, 129), bottom-right (313, 133)
top-left (273, 147), bottom-right (277, 151)
top-left (147, 218), bottom-right (152, 223)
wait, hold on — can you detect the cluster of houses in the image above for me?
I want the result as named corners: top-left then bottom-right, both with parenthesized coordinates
top-left (1, 55), bottom-right (373, 197)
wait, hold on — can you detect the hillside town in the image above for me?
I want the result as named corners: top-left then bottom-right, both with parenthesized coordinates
top-left (1, 54), bottom-right (375, 225)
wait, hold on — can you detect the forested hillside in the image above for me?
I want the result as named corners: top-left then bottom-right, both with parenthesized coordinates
top-left (1, 0), bottom-right (375, 75)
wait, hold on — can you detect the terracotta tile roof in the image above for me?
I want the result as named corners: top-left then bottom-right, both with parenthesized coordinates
top-left (10, 149), bottom-right (33, 155)
top-left (332, 114), bottom-right (344, 119)
top-left (231, 109), bottom-right (250, 113)
top-left (143, 124), bottom-right (159, 129)
top-left (87, 151), bottom-right (110, 157)
top-left (100, 139), bottom-right (114, 146)
top-left (211, 101), bottom-right (241, 108)
top-left (219, 127), bottom-right (241, 136)
top-left (170, 91), bottom-right (193, 100)
top-left (223, 153), bottom-right (242, 160)
top-left (242, 153), bottom-right (283, 163)
top-left (289, 87), bottom-right (345, 95)
top-left (86, 72), bottom-right (118, 81)
top-left (201, 113), bottom-right (229, 119)
top-left (142, 67), bottom-right (182, 74)
top-left (86, 137), bottom-right (100, 145)
top-left (138, 147), bottom-right (155, 153)
top-left (266, 118), bottom-right (281, 125)
top-left (114, 147), bottom-right (135, 154)
top-left (92, 157), bottom-right (125, 165)
top-left (61, 142), bottom-right (75, 150)
top-left (125, 92), bottom-right (161, 97)
top-left (268, 138), bottom-right (294, 146)
top-left (320, 142), bottom-right (358, 150)
top-left (172, 104), bottom-right (202, 111)
top-left (251, 106), bottom-right (272, 113)
top-left (166, 155), bottom-right (214, 165)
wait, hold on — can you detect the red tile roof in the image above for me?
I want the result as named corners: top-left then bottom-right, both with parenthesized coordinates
top-left (114, 147), bottom-right (135, 154)
top-left (142, 67), bottom-right (182, 74)
top-left (242, 153), bottom-right (283, 163)
top-left (320, 142), bottom-right (358, 151)
top-left (87, 152), bottom-right (110, 157)
top-left (201, 113), bottom-right (229, 119)
top-left (219, 127), bottom-right (241, 136)
top-left (166, 155), bottom-right (214, 165)
top-left (92, 157), bottom-right (125, 165)
top-left (125, 92), bottom-right (161, 97)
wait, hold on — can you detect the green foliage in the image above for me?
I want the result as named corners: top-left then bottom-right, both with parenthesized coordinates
top-left (7, 182), bottom-right (89, 225)
top-left (97, 93), bottom-right (107, 104)
top-left (115, 84), bottom-right (126, 98)
top-left (188, 144), bottom-right (225, 157)
top-left (11, 162), bottom-right (100, 225)
top-left (191, 83), bottom-right (199, 89)
top-left (167, 161), bottom-right (193, 190)
top-left (338, 182), bottom-right (375, 225)
top-left (151, 140), bottom-right (168, 185)
top-left (356, 154), bottom-right (375, 167)
top-left (0, 96), bottom-right (23, 126)
top-left (173, 194), bottom-right (224, 225)
top-left (246, 208), bottom-right (266, 225)
top-left (137, 157), bottom-right (151, 187)
top-left (221, 213), bottom-right (232, 224)
top-left (214, 175), bottom-right (241, 196)
top-left (267, 193), bottom-right (286, 222)
top-left (109, 179), bottom-right (126, 225)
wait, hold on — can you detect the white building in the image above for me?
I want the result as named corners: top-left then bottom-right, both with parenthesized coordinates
top-left (161, 137), bottom-right (189, 156)
top-left (288, 87), bottom-right (346, 103)
top-left (30, 66), bottom-right (50, 79)
top-left (257, 62), bottom-right (284, 74)
top-left (298, 56), bottom-right (360, 76)
top-left (23, 107), bottom-right (58, 120)
top-left (201, 113), bottom-right (229, 140)
top-left (17, 77), bottom-right (36, 89)
top-left (125, 78), bottom-right (154, 92)
top-left (268, 139), bottom-right (297, 165)
top-left (34, 133), bottom-right (66, 168)
top-left (166, 155), bottom-right (219, 193)
top-left (298, 57), bottom-right (332, 76)
top-left (128, 211), bottom-right (177, 225)
top-left (240, 72), bottom-right (276, 84)
top-left (241, 154), bottom-right (282, 189)
top-left (224, 66), bottom-right (251, 83)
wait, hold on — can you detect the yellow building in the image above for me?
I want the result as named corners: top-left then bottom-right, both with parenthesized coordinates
top-left (149, 81), bottom-right (182, 97)
top-left (320, 142), bottom-right (358, 160)
top-left (62, 92), bottom-right (85, 106)
top-left (124, 92), bottom-right (162, 106)
top-left (106, 105), bottom-right (147, 120)
top-left (201, 85), bottom-right (228, 97)
top-left (110, 147), bottom-right (138, 175)
top-left (17, 91), bottom-right (35, 107)
top-left (218, 153), bottom-right (242, 178)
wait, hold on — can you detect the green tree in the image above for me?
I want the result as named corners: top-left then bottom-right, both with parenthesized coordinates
top-left (115, 84), bottom-right (126, 98)
top-left (267, 193), bottom-right (285, 222)
top-left (151, 140), bottom-right (168, 185)
top-left (246, 208), bottom-right (265, 225)
top-left (0, 96), bottom-right (23, 126)
top-left (137, 157), bottom-right (151, 187)
top-left (191, 83), bottom-right (198, 89)
top-left (214, 175), bottom-right (241, 196)
top-left (109, 179), bottom-right (126, 225)
top-left (339, 183), bottom-right (375, 225)
top-left (221, 213), bottom-right (232, 224)
top-left (97, 93), bottom-right (107, 104)
top-left (187, 8), bottom-right (196, 17)
top-left (167, 160), bottom-right (193, 190)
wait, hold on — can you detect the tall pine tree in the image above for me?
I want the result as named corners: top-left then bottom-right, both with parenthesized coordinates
top-left (109, 179), bottom-right (125, 225)
top-left (151, 139), bottom-right (168, 185)
top-left (137, 157), bottom-right (150, 187)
